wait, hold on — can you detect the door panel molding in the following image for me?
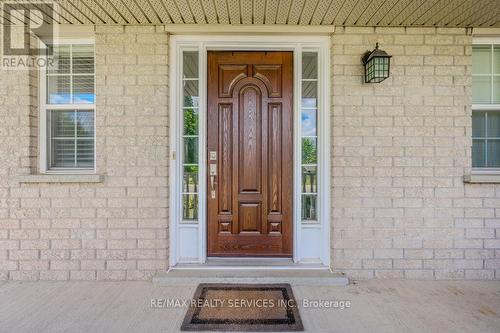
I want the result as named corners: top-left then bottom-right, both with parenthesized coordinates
top-left (218, 103), bottom-right (233, 213)
top-left (238, 84), bottom-right (262, 194)
top-left (268, 103), bottom-right (283, 213)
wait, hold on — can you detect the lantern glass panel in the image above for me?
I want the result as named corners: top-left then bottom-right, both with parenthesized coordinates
top-left (365, 52), bottom-right (390, 83)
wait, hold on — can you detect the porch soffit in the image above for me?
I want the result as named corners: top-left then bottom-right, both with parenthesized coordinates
top-left (1, 0), bottom-right (499, 28)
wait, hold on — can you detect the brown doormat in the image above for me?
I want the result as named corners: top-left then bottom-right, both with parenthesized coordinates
top-left (181, 283), bottom-right (304, 331)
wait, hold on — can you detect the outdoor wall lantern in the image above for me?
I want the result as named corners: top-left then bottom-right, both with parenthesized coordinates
top-left (362, 43), bottom-right (392, 83)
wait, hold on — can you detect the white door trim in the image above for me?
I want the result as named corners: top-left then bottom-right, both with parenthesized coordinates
top-left (169, 34), bottom-right (331, 267)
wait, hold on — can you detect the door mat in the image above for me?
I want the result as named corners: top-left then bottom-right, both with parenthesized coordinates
top-left (181, 283), bottom-right (303, 331)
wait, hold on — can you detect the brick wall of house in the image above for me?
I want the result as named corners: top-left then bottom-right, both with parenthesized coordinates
top-left (331, 26), bottom-right (500, 280)
top-left (0, 26), bottom-right (169, 280)
top-left (0, 25), bottom-right (34, 281)
top-left (1, 24), bottom-right (499, 281)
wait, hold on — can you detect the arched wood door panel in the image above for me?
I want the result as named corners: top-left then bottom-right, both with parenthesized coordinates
top-left (207, 51), bottom-right (293, 257)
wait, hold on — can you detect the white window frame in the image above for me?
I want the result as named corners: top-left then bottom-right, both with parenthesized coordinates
top-left (39, 38), bottom-right (96, 174)
top-left (472, 37), bottom-right (500, 174)
top-left (169, 35), bottom-right (331, 267)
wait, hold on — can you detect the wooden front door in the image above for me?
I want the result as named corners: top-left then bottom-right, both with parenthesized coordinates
top-left (207, 51), bottom-right (293, 257)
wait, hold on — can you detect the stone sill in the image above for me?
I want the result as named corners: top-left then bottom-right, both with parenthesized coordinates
top-left (464, 174), bottom-right (500, 184)
top-left (18, 174), bottom-right (104, 184)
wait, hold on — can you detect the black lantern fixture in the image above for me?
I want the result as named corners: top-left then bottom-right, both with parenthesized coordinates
top-left (362, 43), bottom-right (391, 83)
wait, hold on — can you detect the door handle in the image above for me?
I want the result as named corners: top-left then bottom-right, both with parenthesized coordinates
top-left (210, 164), bottom-right (217, 199)
top-left (210, 174), bottom-right (216, 190)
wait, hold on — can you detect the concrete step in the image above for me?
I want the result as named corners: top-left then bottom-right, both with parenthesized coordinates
top-left (153, 268), bottom-right (349, 286)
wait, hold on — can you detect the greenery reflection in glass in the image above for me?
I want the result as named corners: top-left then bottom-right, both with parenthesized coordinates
top-left (183, 194), bottom-right (198, 220)
top-left (183, 165), bottom-right (199, 193)
top-left (302, 195), bottom-right (317, 220)
top-left (302, 138), bottom-right (317, 164)
top-left (183, 108), bottom-right (199, 135)
top-left (181, 51), bottom-right (200, 223)
top-left (302, 166), bottom-right (317, 193)
top-left (184, 137), bottom-right (198, 164)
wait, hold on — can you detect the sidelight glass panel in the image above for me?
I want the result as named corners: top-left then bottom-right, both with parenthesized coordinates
top-left (182, 194), bottom-right (198, 220)
top-left (301, 51), bottom-right (319, 223)
top-left (183, 108), bottom-right (199, 135)
top-left (302, 195), bottom-right (317, 221)
top-left (302, 166), bottom-right (317, 193)
top-left (181, 50), bottom-right (200, 223)
top-left (183, 80), bottom-right (199, 108)
top-left (302, 81), bottom-right (317, 108)
top-left (302, 52), bottom-right (318, 79)
top-left (183, 51), bottom-right (199, 78)
top-left (301, 108), bottom-right (317, 136)
top-left (183, 137), bottom-right (199, 164)
top-left (302, 138), bottom-right (317, 164)
top-left (183, 166), bottom-right (199, 193)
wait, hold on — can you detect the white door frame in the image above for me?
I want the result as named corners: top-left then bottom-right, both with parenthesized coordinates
top-left (169, 34), bottom-right (331, 267)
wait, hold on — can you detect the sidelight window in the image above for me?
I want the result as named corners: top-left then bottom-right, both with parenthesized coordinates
top-left (182, 51), bottom-right (200, 221)
top-left (301, 52), bottom-right (318, 222)
top-left (472, 43), bottom-right (500, 170)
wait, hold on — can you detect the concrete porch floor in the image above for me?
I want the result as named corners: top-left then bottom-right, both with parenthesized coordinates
top-left (0, 280), bottom-right (499, 333)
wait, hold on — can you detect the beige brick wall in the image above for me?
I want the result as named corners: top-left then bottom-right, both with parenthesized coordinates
top-left (0, 25), bottom-right (169, 280)
top-left (331, 27), bottom-right (500, 280)
top-left (1, 24), bottom-right (499, 281)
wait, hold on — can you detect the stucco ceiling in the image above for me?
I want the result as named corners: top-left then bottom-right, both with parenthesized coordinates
top-left (2, 0), bottom-right (500, 27)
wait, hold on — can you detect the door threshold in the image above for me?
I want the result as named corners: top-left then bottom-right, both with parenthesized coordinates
top-left (208, 257), bottom-right (295, 263)
top-left (171, 258), bottom-right (329, 270)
